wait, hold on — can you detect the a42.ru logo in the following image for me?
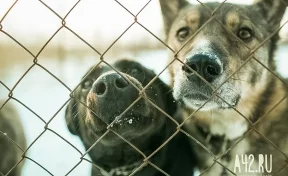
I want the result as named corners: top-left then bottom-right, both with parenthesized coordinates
top-left (234, 154), bottom-right (272, 175)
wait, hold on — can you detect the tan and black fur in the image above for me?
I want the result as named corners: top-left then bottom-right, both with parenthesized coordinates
top-left (159, 0), bottom-right (288, 175)
top-left (0, 102), bottom-right (26, 176)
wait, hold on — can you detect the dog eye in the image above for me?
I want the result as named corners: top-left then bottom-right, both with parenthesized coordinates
top-left (131, 68), bottom-right (141, 75)
top-left (237, 28), bottom-right (253, 40)
top-left (82, 80), bottom-right (93, 90)
top-left (177, 27), bottom-right (190, 41)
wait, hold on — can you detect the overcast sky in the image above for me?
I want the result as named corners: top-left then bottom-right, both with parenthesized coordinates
top-left (0, 0), bottom-right (287, 50)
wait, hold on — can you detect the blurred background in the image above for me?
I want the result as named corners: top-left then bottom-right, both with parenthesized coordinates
top-left (0, 0), bottom-right (287, 176)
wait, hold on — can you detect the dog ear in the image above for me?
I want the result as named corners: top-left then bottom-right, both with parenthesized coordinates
top-left (65, 98), bottom-right (79, 135)
top-left (159, 0), bottom-right (189, 35)
top-left (254, 0), bottom-right (287, 29)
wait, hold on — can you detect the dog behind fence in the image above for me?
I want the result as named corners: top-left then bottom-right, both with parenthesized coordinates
top-left (0, 0), bottom-right (288, 176)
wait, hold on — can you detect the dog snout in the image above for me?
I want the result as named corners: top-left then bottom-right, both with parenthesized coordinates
top-left (93, 73), bottom-right (129, 96)
top-left (182, 54), bottom-right (223, 83)
top-left (90, 72), bottom-right (145, 124)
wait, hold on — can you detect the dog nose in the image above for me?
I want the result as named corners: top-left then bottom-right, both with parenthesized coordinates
top-left (93, 73), bottom-right (129, 96)
top-left (182, 54), bottom-right (223, 83)
top-left (92, 72), bottom-right (139, 124)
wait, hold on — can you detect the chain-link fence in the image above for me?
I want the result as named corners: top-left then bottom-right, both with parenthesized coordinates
top-left (0, 0), bottom-right (288, 175)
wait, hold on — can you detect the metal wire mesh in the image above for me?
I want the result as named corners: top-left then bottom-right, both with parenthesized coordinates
top-left (0, 0), bottom-right (287, 175)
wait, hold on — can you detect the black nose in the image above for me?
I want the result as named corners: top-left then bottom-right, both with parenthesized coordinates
top-left (93, 73), bottom-right (129, 96)
top-left (182, 54), bottom-right (223, 83)
top-left (91, 72), bottom-right (141, 124)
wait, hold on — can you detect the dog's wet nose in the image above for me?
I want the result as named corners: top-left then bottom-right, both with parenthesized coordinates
top-left (182, 54), bottom-right (223, 83)
top-left (115, 76), bottom-right (129, 89)
top-left (93, 73), bottom-right (129, 96)
top-left (91, 72), bottom-right (140, 124)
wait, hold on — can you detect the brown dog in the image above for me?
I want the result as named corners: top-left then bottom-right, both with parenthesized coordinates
top-left (0, 102), bottom-right (26, 176)
top-left (159, 0), bottom-right (288, 175)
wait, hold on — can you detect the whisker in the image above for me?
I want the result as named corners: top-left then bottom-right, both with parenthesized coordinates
top-left (164, 87), bottom-right (174, 95)
top-left (76, 112), bottom-right (87, 132)
top-left (230, 77), bottom-right (249, 83)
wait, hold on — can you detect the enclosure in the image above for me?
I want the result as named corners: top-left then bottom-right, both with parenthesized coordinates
top-left (0, 0), bottom-right (288, 176)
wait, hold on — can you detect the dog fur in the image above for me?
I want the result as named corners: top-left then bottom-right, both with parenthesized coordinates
top-left (0, 102), bottom-right (26, 176)
top-left (65, 59), bottom-right (196, 176)
top-left (159, 0), bottom-right (288, 175)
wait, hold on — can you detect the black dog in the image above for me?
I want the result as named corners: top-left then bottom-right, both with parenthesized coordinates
top-left (65, 59), bottom-right (196, 176)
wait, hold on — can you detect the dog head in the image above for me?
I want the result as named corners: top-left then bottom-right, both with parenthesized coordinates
top-left (159, 0), bottom-right (287, 111)
top-left (65, 59), bottom-right (176, 145)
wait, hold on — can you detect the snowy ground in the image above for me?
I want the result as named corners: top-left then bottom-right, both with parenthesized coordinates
top-left (0, 46), bottom-right (287, 176)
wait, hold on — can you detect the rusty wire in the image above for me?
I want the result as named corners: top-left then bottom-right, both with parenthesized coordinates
top-left (0, 0), bottom-right (287, 176)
